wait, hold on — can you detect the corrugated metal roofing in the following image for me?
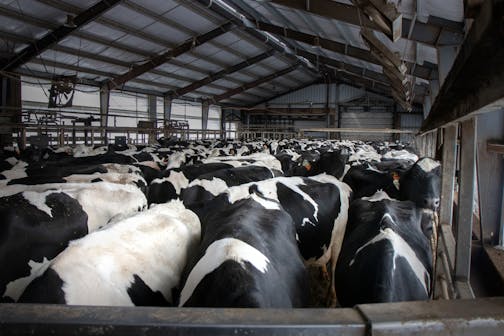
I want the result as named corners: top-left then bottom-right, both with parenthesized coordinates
top-left (0, 0), bottom-right (466, 108)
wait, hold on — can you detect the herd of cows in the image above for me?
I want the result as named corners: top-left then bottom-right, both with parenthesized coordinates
top-left (0, 137), bottom-right (441, 308)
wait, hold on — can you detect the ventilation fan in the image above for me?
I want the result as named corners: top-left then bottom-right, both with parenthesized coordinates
top-left (48, 75), bottom-right (76, 108)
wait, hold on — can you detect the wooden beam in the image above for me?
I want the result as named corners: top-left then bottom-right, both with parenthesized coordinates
top-left (421, 0), bottom-right (504, 132)
top-left (1, 0), bottom-right (122, 72)
top-left (253, 20), bottom-right (435, 80)
top-left (105, 22), bottom-right (233, 90)
top-left (351, 0), bottom-right (402, 41)
top-left (211, 65), bottom-right (298, 103)
top-left (165, 51), bottom-right (274, 98)
top-left (270, 0), bottom-right (464, 46)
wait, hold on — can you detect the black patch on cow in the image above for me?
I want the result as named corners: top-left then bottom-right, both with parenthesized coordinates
top-left (0, 193), bottom-right (88, 301)
top-left (180, 197), bottom-right (308, 308)
top-left (18, 268), bottom-right (66, 304)
top-left (335, 198), bottom-right (432, 307)
top-left (147, 180), bottom-right (178, 205)
top-left (91, 178), bottom-right (102, 183)
top-left (127, 274), bottom-right (170, 306)
top-left (7, 175), bottom-right (66, 185)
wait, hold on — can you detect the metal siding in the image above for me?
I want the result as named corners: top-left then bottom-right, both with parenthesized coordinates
top-left (340, 106), bottom-right (393, 141)
top-left (400, 113), bottom-right (423, 143)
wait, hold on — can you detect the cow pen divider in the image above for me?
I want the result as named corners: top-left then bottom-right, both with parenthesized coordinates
top-left (1, 297), bottom-right (503, 335)
top-left (7, 124), bottom-right (235, 148)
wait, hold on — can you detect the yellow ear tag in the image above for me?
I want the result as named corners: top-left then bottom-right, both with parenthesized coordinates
top-left (303, 160), bottom-right (312, 171)
top-left (392, 172), bottom-right (400, 190)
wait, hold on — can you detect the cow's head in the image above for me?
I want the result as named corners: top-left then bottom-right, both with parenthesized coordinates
top-left (400, 158), bottom-right (441, 211)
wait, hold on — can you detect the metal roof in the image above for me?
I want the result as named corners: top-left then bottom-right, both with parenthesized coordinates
top-left (0, 0), bottom-right (466, 108)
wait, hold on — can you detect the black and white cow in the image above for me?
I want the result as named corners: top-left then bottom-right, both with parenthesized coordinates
top-left (20, 200), bottom-right (200, 306)
top-left (0, 182), bottom-right (147, 302)
top-left (398, 157), bottom-right (441, 211)
top-left (178, 194), bottom-right (308, 308)
top-left (180, 165), bottom-right (283, 206)
top-left (148, 162), bottom-right (232, 205)
top-left (343, 157), bottom-right (441, 209)
top-left (335, 191), bottom-right (433, 307)
top-left (183, 174), bottom-right (351, 305)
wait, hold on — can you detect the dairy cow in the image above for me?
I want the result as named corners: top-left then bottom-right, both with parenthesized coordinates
top-left (20, 201), bottom-right (200, 306)
top-left (183, 174), bottom-right (351, 305)
top-left (0, 182), bottom-right (147, 302)
top-left (335, 191), bottom-right (433, 307)
top-left (178, 194), bottom-right (308, 308)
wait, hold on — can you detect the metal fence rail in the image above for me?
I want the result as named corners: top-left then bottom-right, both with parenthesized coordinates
top-left (1, 298), bottom-right (503, 335)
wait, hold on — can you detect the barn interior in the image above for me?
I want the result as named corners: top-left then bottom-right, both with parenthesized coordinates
top-left (0, 0), bottom-right (503, 334)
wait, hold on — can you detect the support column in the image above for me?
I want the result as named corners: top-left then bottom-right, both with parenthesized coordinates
top-left (163, 95), bottom-right (172, 125)
top-left (100, 86), bottom-right (110, 145)
top-left (440, 125), bottom-right (458, 227)
top-left (392, 104), bottom-right (400, 142)
top-left (455, 118), bottom-right (476, 299)
top-left (0, 74), bottom-right (21, 148)
top-left (202, 100), bottom-right (209, 138)
top-left (147, 95), bottom-right (157, 144)
top-left (220, 108), bottom-right (226, 140)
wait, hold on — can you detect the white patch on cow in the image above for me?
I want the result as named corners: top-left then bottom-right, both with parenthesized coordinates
top-left (64, 172), bottom-right (146, 187)
top-left (349, 224), bottom-right (430, 294)
top-left (167, 152), bottom-right (187, 169)
top-left (0, 182), bottom-right (146, 231)
top-left (136, 161), bottom-right (160, 171)
top-left (302, 218), bottom-right (316, 227)
top-left (103, 163), bottom-right (141, 175)
top-left (50, 200), bottom-right (200, 306)
top-left (3, 257), bottom-right (52, 302)
top-left (22, 190), bottom-right (57, 217)
top-left (179, 237), bottom-right (270, 306)
top-left (188, 177), bottom-right (229, 197)
top-left (341, 164), bottom-right (351, 180)
top-left (151, 170), bottom-right (190, 196)
top-left (382, 150), bottom-right (418, 162)
top-left (250, 193), bottom-right (280, 210)
top-left (1, 161), bottom-right (28, 180)
top-left (63, 182), bottom-right (147, 232)
top-left (6, 157), bottom-right (18, 166)
top-left (417, 158), bottom-right (440, 173)
top-left (362, 190), bottom-right (394, 202)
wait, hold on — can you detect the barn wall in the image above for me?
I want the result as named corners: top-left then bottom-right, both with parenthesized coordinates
top-left (400, 113), bottom-right (424, 143)
top-left (340, 106), bottom-right (394, 141)
top-left (20, 79), bottom-right (221, 141)
top-left (262, 84), bottom-right (366, 108)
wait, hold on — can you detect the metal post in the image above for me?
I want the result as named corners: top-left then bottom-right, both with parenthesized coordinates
top-left (202, 100), bottom-right (209, 137)
top-left (455, 118), bottom-right (476, 298)
top-left (100, 86), bottom-right (110, 145)
top-left (440, 125), bottom-right (458, 226)
top-left (147, 95), bottom-right (157, 144)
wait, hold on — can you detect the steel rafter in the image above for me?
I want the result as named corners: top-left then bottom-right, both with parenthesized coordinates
top-left (251, 21), bottom-right (435, 80)
top-left (105, 23), bottom-right (234, 90)
top-left (212, 65), bottom-right (299, 103)
top-left (1, 0), bottom-right (122, 72)
top-left (165, 51), bottom-right (274, 98)
top-left (269, 0), bottom-right (465, 46)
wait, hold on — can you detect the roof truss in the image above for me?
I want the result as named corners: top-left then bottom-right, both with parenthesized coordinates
top-left (269, 0), bottom-right (464, 46)
top-left (1, 0), bottom-right (122, 72)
